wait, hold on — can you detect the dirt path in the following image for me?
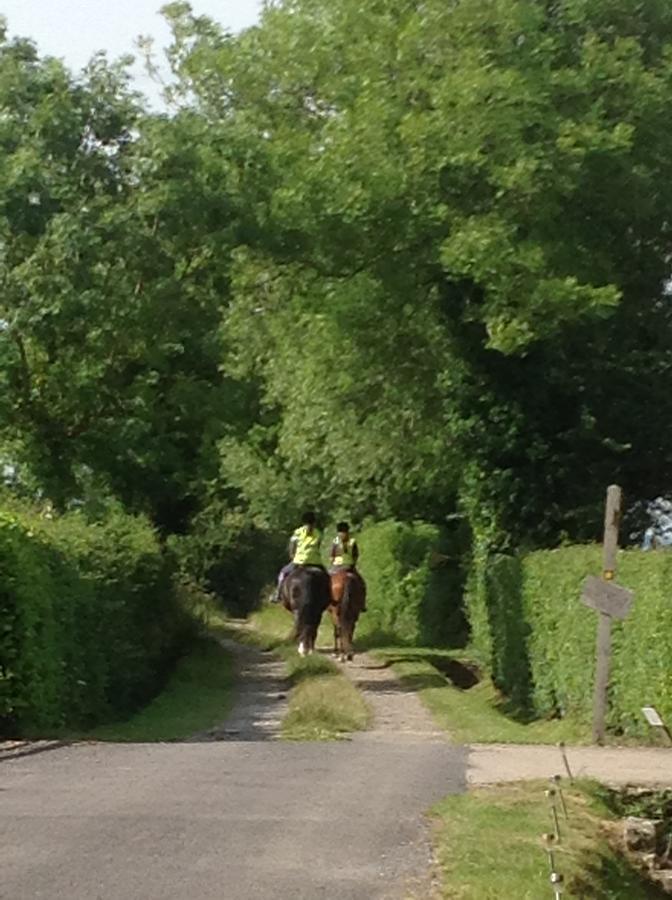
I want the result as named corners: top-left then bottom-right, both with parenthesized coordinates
top-left (468, 742), bottom-right (672, 786)
top-left (335, 651), bottom-right (447, 742)
top-left (334, 648), bottom-right (672, 788)
top-left (190, 635), bottom-right (288, 741)
top-left (194, 633), bottom-right (672, 791)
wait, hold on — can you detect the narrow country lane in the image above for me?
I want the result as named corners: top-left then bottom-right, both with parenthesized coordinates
top-left (1, 641), bottom-right (466, 900)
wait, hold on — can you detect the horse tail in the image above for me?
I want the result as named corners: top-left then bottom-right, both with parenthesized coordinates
top-left (343, 572), bottom-right (365, 618)
top-left (341, 574), bottom-right (354, 623)
top-left (296, 567), bottom-right (331, 651)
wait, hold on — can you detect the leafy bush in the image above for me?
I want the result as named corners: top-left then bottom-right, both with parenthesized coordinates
top-left (358, 519), bottom-right (465, 646)
top-left (168, 503), bottom-right (285, 615)
top-left (466, 544), bottom-right (672, 736)
top-left (0, 502), bottom-right (191, 736)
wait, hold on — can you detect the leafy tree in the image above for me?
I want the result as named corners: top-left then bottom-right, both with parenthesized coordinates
top-left (166, 0), bottom-right (672, 546)
top-left (3, 0), bottom-right (672, 562)
top-left (0, 32), bottom-right (247, 528)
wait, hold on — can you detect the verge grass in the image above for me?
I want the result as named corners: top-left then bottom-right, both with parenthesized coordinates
top-left (79, 637), bottom-right (234, 742)
top-left (370, 648), bottom-right (600, 746)
top-left (433, 780), bottom-right (665, 899)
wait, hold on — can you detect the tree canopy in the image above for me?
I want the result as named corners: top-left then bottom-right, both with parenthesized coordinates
top-left (2, 0), bottom-right (672, 554)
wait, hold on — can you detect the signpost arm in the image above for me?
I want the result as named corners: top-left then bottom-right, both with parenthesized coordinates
top-left (592, 485), bottom-right (622, 744)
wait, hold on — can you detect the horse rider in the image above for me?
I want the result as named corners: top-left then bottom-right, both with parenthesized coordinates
top-left (329, 521), bottom-right (366, 611)
top-left (272, 510), bottom-right (324, 603)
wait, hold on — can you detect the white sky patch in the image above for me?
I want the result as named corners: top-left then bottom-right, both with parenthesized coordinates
top-left (1, 0), bottom-right (261, 106)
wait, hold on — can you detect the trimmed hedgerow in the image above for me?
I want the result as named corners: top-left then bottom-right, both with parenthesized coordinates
top-left (357, 519), bottom-right (464, 646)
top-left (0, 504), bottom-right (190, 736)
top-left (466, 544), bottom-right (672, 737)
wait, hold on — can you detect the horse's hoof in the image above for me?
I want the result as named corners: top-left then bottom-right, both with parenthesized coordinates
top-left (347, 653), bottom-right (354, 661)
top-left (298, 642), bottom-right (306, 657)
top-left (340, 654), bottom-right (347, 663)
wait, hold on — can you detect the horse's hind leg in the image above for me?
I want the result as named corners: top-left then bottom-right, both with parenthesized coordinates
top-left (343, 615), bottom-right (359, 662)
top-left (297, 621), bottom-right (314, 657)
top-left (312, 618), bottom-right (321, 654)
top-left (328, 604), bottom-right (340, 656)
top-left (346, 622), bottom-right (355, 661)
top-left (295, 612), bottom-right (307, 656)
top-left (337, 612), bottom-right (349, 663)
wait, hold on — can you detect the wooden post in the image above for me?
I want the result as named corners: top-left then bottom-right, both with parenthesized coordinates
top-left (601, 485), bottom-right (622, 581)
top-left (592, 485), bottom-right (622, 744)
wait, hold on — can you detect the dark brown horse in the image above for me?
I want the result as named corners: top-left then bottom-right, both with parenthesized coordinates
top-left (281, 565), bottom-right (331, 656)
top-left (329, 569), bottom-right (366, 662)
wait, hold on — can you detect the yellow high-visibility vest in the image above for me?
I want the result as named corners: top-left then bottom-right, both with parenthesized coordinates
top-left (292, 525), bottom-right (322, 566)
top-left (333, 535), bottom-right (357, 567)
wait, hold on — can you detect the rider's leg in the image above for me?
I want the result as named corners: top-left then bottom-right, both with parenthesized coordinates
top-left (272, 562), bottom-right (295, 603)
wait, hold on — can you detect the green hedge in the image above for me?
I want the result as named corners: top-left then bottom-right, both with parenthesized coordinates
top-left (465, 551), bottom-right (532, 708)
top-left (357, 519), bottom-right (465, 645)
top-left (466, 544), bottom-right (672, 736)
top-left (0, 504), bottom-right (190, 736)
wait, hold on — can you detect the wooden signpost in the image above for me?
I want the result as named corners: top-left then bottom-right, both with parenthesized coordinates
top-left (580, 485), bottom-right (634, 744)
top-left (582, 576), bottom-right (633, 622)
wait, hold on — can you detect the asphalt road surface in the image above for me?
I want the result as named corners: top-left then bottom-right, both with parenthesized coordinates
top-left (2, 640), bottom-right (466, 900)
top-left (2, 737), bottom-right (466, 900)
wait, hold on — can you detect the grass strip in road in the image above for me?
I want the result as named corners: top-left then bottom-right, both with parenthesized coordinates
top-left (282, 654), bottom-right (370, 740)
top-left (80, 636), bottom-right (234, 742)
top-left (216, 606), bottom-right (370, 741)
top-left (433, 780), bottom-right (664, 899)
top-left (371, 647), bottom-right (592, 746)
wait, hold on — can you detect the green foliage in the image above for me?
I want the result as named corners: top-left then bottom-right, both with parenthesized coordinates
top-left (0, 35), bottom-right (249, 530)
top-left (358, 520), bottom-right (464, 646)
top-left (3, 3), bottom-right (672, 648)
top-left (477, 554), bottom-right (532, 708)
top-left (168, 502), bottom-right (285, 615)
top-left (0, 502), bottom-right (190, 735)
top-left (467, 544), bottom-right (672, 736)
top-left (165, 0), bottom-right (672, 545)
top-left (82, 636), bottom-right (233, 743)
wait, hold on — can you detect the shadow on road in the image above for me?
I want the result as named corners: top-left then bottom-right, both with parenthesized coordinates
top-left (0, 741), bottom-right (70, 764)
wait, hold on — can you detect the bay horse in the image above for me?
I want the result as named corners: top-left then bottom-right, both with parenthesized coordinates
top-left (281, 565), bottom-right (331, 656)
top-left (329, 569), bottom-right (366, 662)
